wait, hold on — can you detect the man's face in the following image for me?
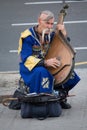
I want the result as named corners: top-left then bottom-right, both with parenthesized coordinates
top-left (38, 14), bottom-right (54, 34)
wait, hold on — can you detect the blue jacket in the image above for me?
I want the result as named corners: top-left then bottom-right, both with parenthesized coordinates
top-left (18, 27), bottom-right (54, 93)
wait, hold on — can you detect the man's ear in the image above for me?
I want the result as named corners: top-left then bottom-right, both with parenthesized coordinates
top-left (38, 18), bottom-right (41, 24)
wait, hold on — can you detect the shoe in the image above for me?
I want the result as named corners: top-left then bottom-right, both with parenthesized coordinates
top-left (60, 101), bottom-right (71, 109)
top-left (54, 87), bottom-right (71, 109)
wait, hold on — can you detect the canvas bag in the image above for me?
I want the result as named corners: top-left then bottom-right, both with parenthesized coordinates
top-left (21, 94), bottom-right (62, 120)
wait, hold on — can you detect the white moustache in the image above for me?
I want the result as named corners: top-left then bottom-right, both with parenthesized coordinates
top-left (42, 28), bottom-right (54, 43)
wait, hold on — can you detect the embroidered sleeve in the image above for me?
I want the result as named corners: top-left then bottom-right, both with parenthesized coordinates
top-left (18, 29), bottom-right (31, 54)
top-left (24, 56), bottom-right (41, 71)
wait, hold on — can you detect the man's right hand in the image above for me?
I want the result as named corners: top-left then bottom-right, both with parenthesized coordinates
top-left (44, 57), bottom-right (61, 68)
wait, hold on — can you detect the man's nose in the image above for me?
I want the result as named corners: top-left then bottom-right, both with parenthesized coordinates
top-left (47, 24), bottom-right (53, 29)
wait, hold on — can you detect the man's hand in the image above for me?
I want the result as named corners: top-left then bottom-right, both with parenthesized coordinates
top-left (44, 57), bottom-right (61, 68)
top-left (57, 24), bottom-right (67, 37)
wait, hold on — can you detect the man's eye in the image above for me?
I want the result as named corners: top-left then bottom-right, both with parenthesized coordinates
top-left (46, 22), bottom-right (53, 25)
top-left (47, 22), bottom-right (49, 24)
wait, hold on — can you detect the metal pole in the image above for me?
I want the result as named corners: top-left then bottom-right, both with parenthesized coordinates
top-left (62, 0), bottom-right (65, 4)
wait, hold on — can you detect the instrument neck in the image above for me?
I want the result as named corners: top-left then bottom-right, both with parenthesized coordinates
top-left (57, 13), bottom-right (64, 25)
top-left (57, 4), bottom-right (69, 25)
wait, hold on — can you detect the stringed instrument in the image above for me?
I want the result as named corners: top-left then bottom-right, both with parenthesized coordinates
top-left (45, 4), bottom-right (76, 86)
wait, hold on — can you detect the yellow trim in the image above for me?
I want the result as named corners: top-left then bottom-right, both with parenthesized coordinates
top-left (18, 29), bottom-right (32, 54)
top-left (75, 61), bottom-right (87, 66)
top-left (21, 29), bottom-right (31, 38)
top-left (24, 56), bottom-right (41, 71)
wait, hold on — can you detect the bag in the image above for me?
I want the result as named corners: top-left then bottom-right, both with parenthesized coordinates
top-left (21, 102), bottom-right (48, 120)
top-left (21, 101), bottom-right (62, 119)
top-left (48, 101), bottom-right (62, 117)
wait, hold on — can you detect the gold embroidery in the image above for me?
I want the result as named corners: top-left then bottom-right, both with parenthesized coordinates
top-left (42, 78), bottom-right (49, 88)
top-left (24, 56), bottom-right (41, 71)
top-left (18, 29), bottom-right (31, 54)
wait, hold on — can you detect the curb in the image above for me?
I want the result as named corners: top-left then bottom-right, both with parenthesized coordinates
top-left (0, 71), bottom-right (19, 74)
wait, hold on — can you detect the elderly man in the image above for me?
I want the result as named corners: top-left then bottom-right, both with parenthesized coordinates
top-left (18, 10), bottom-right (80, 109)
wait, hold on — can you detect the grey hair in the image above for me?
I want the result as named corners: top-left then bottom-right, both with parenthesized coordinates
top-left (39, 10), bottom-right (54, 21)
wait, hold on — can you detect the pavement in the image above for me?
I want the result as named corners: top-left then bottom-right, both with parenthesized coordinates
top-left (0, 68), bottom-right (87, 130)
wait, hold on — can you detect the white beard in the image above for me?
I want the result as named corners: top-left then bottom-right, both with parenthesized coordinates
top-left (42, 28), bottom-right (54, 43)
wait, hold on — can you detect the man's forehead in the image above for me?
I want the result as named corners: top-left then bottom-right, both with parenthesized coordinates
top-left (39, 13), bottom-right (54, 21)
top-left (40, 13), bottom-right (49, 20)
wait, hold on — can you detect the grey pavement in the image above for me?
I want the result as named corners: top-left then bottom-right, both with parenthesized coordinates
top-left (0, 68), bottom-right (87, 130)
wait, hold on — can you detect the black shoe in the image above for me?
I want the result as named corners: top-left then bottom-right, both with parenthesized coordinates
top-left (60, 101), bottom-right (71, 109)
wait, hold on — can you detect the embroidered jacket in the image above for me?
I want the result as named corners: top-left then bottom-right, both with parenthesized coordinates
top-left (18, 27), bottom-right (54, 71)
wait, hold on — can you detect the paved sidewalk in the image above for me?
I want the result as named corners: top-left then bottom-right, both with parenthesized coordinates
top-left (0, 69), bottom-right (87, 130)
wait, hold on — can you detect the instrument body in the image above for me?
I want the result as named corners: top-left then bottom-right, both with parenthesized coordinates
top-left (45, 31), bottom-right (75, 85)
top-left (45, 5), bottom-right (76, 86)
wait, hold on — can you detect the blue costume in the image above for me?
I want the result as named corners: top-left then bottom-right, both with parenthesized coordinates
top-left (18, 26), bottom-right (80, 94)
